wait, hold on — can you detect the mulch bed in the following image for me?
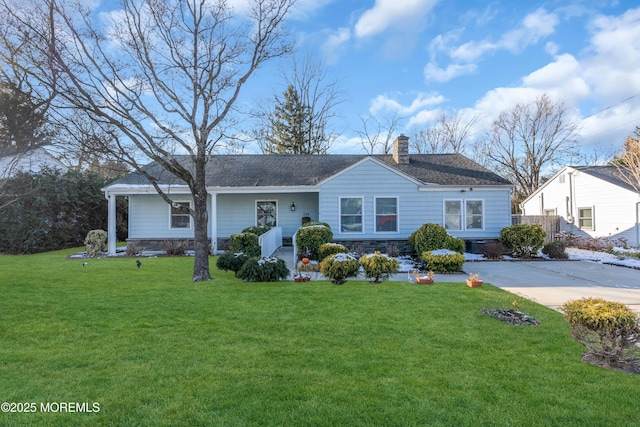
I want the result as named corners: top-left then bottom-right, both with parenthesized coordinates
top-left (480, 308), bottom-right (540, 326)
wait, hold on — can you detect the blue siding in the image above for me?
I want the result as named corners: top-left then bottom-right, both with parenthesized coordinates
top-left (129, 194), bottom-right (202, 239)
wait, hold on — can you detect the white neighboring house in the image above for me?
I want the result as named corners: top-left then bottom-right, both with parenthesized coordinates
top-left (0, 147), bottom-right (68, 179)
top-left (521, 166), bottom-right (640, 247)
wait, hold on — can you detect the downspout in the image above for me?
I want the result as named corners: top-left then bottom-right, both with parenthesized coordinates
top-left (567, 171), bottom-right (574, 228)
top-left (636, 201), bottom-right (640, 247)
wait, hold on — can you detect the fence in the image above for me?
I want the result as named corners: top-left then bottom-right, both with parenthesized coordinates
top-left (511, 215), bottom-right (560, 243)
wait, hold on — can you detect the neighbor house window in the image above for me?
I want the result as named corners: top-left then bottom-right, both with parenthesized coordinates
top-left (578, 207), bottom-right (593, 230)
top-left (444, 200), bottom-right (462, 230)
top-left (465, 200), bottom-right (483, 230)
top-left (256, 201), bottom-right (277, 227)
top-left (544, 208), bottom-right (557, 216)
top-left (170, 201), bottom-right (191, 229)
top-left (340, 197), bottom-right (363, 233)
top-left (375, 197), bottom-right (398, 233)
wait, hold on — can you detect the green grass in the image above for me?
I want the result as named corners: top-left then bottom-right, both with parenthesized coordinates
top-left (1, 249), bottom-right (638, 426)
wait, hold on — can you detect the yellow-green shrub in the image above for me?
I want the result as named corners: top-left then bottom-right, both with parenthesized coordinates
top-left (320, 253), bottom-right (360, 285)
top-left (561, 298), bottom-right (640, 369)
top-left (360, 251), bottom-right (399, 283)
top-left (319, 242), bottom-right (348, 260)
top-left (421, 250), bottom-right (465, 272)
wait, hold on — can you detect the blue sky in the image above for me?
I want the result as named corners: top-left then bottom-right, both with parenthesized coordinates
top-left (235, 0), bottom-right (640, 157)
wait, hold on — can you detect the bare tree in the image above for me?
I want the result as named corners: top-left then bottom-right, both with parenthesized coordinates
top-left (411, 112), bottom-right (480, 154)
top-left (254, 54), bottom-right (342, 154)
top-left (481, 94), bottom-right (579, 199)
top-left (0, 0), bottom-right (295, 281)
top-left (613, 128), bottom-right (640, 191)
top-left (357, 113), bottom-right (400, 154)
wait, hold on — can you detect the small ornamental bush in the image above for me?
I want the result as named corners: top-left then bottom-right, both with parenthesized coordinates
top-left (241, 226), bottom-right (271, 236)
top-left (561, 298), bottom-right (640, 372)
top-left (320, 253), bottom-right (360, 285)
top-left (482, 241), bottom-right (506, 259)
top-left (319, 242), bottom-right (348, 260)
top-left (229, 232), bottom-right (261, 257)
top-left (302, 221), bottom-right (331, 228)
top-left (163, 240), bottom-right (188, 256)
top-left (499, 224), bottom-right (546, 258)
top-left (216, 252), bottom-right (250, 277)
top-left (421, 249), bottom-right (465, 273)
top-left (360, 251), bottom-right (399, 283)
top-left (409, 223), bottom-right (464, 254)
top-left (542, 241), bottom-right (568, 259)
top-left (84, 229), bottom-right (107, 257)
top-left (237, 256), bottom-right (290, 282)
top-left (295, 224), bottom-right (333, 260)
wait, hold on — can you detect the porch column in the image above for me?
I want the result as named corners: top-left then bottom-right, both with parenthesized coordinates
top-left (107, 193), bottom-right (117, 255)
top-left (210, 192), bottom-right (218, 253)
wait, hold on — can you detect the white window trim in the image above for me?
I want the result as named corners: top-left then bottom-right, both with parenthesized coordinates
top-left (339, 196), bottom-right (364, 234)
top-left (578, 206), bottom-right (594, 231)
top-left (256, 200), bottom-right (278, 228)
top-left (169, 201), bottom-right (192, 230)
top-left (374, 196), bottom-right (399, 234)
top-left (443, 199), bottom-right (485, 231)
top-left (443, 199), bottom-right (462, 231)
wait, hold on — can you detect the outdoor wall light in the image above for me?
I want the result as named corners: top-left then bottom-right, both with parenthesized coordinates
top-left (290, 202), bottom-right (296, 211)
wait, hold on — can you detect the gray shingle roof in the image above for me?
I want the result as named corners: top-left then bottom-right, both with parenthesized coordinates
top-left (108, 153), bottom-right (512, 188)
top-left (573, 166), bottom-right (638, 193)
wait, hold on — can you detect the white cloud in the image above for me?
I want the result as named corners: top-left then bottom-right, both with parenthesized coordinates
top-left (424, 62), bottom-right (477, 82)
top-left (369, 92), bottom-right (445, 116)
top-left (320, 27), bottom-right (351, 65)
top-left (499, 8), bottom-right (559, 52)
top-left (354, 0), bottom-right (439, 38)
top-left (407, 109), bottom-right (443, 127)
top-left (522, 53), bottom-right (590, 102)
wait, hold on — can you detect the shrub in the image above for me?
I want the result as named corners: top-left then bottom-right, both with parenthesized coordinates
top-left (499, 224), bottom-right (546, 258)
top-left (229, 232), bottom-right (261, 257)
top-left (84, 229), bottom-right (107, 257)
top-left (409, 223), bottom-right (464, 254)
top-left (542, 241), bottom-right (568, 259)
top-left (320, 253), bottom-right (360, 285)
top-left (216, 251), bottom-right (250, 277)
top-left (482, 241), bottom-right (506, 259)
top-left (319, 242), bottom-right (348, 260)
top-left (237, 256), bottom-right (290, 282)
top-left (163, 240), bottom-right (188, 256)
top-left (360, 251), bottom-right (399, 283)
top-left (561, 298), bottom-right (640, 372)
top-left (302, 221), bottom-right (331, 228)
top-left (295, 224), bottom-right (333, 260)
top-left (386, 244), bottom-right (400, 258)
top-left (241, 226), bottom-right (271, 236)
top-left (125, 242), bottom-right (141, 256)
top-left (421, 249), bottom-right (465, 273)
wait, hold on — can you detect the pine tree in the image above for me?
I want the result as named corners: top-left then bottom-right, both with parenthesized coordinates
top-left (263, 85), bottom-right (311, 154)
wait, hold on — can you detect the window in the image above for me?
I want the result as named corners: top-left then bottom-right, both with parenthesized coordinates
top-left (444, 200), bottom-right (462, 230)
top-left (256, 201), bottom-right (277, 227)
top-left (444, 199), bottom-right (483, 231)
top-left (544, 208), bottom-right (557, 216)
top-left (340, 197), bottom-right (363, 233)
top-left (578, 207), bottom-right (593, 230)
top-left (170, 201), bottom-right (191, 229)
top-left (465, 200), bottom-right (483, 230)
top-left (375, 197), bottom-right (398, 232)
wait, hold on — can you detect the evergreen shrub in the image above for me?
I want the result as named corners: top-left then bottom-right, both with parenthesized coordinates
top-left (409, 223), bottom-right (464, 254)
top-left (499, 224), bottom-right (546, 258)
top-left (216, 252), bottom-right (250, 277)
top-left (241, 226), bottom-right (271, 236)
top-left (542, 241), bottom-right (568, 259)
top-left (360, 251), bottom-right (399, 283)
top-left (85, 229), bottom-right (107, 257)
top-left (320, 253), bottom-right (360, 284)
top-left (237, 256), bottom-right (290, 282)
top-left (319, 242), bottom-right (348, 260)
top-left (295, 224), bottom-right (333, 260)
top-left (229, 232), bottom-right (261, 257)
top-left (421, 249), bottom-right (465, 272)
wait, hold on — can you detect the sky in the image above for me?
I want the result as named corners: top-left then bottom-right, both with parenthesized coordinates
top-left (235, 0), bottom-right (640, 158)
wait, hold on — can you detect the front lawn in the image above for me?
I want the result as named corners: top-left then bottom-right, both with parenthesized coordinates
top-left (0, 250), bottom-right (638, 426)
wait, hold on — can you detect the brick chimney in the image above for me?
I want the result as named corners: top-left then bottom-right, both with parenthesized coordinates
top-left (392, 134), bottom-right (409, 164)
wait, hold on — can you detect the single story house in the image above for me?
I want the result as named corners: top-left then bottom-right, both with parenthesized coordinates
top-left (0, 147), bottom-right (68, 179)
top-left (520, 165), bottom-right (640, 247)
top-left (103, 135), bottom-right (513, 255)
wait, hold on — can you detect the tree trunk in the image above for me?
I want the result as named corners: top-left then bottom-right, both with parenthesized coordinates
top-left (192, 173), bottom-right (211, 282)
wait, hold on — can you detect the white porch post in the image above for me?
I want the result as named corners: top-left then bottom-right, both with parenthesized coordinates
top-left (107, 193), bottom-right (117, 255)
top-left (210, 192), bottom-right (217, 253)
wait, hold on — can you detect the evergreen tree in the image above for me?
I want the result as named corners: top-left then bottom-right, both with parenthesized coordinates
top-left (0, 80), bottom-right (51, 151)
top-left (263, 85), bottom-right (311, 154)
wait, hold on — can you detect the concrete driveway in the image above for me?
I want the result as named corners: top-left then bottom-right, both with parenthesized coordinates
top-left (462, 260), bottom-right (640, 312)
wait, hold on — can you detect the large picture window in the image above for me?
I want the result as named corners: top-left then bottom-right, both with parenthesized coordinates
top-left (375, 197), bottom-right (398, 232)
top-left (340, 197), bottom-right (363, 233)
top-left (444, 199), bottom-right (483, 231)
top-left (170, 201), bottom-right (191, 229)
top-left (256, 201), bottom-right (277, 227)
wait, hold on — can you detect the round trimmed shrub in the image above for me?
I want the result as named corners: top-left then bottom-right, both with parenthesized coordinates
top-left (319, 242), bottom-right (348, 260)
top-left (320, 253), bottom-right (360, 285)
top-left (216, 251), bottom-right (250, 277)
top-left (421, 249), bottom-right (465, 272)
top-left (409, 223), bottom-right (464, 254)
top-left (360, 251), bottom-right (399, 283)
top-left (542, 241), bottom-right (568, 259)
top-left (229, 232), bottom-right (260, 257)
top-left (237, 256), bottom-right (290, 282)
top-left (499, 224), bottom-right (546, 258)
top-left (241, 226), bottom-right (271, 236)
top-left (296, 224), bottom-right (333, 260)
top-left (85, 229), bottom-right (107, 257)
